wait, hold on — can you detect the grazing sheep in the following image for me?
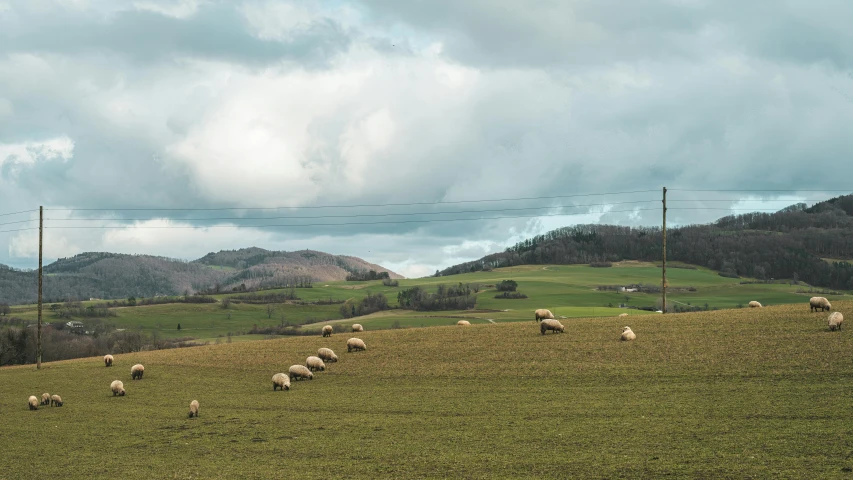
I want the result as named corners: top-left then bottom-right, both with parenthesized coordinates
top-left (540, 319), bottom-right (565, 335)
top-left (28, 395), bottom-right (39, 410)
top-left (306, 356), bottom-right (326, 372)
top-left (534, 309), bottom-right (555, 322)
top-left (110, 380), bottom-right (125, 396)
top-left (457, 320), bottom-right (471, 326)
top-left (40, 392), bottom-right (51, 406)
top-left (748, 301), bottom-right (762, 308)
top-left (289, 365), bottom-right (314, 381)
top-left (272, 373), bottom-right (291, 391)
top-left (50, 394), bottom-right (63, 407)
top-left (104, 354), bottom-right (114, 367)
top-left (618, 313), bottom-right (629, 317)
top-left (188, 400), bottom-right (199, 418)
top-left (131, 364), bottom-right (144, 380)
top-left (621, 326), bottom-right (637, 341)
top-left (810, 297), bottom-right (832, 312)
top-left (317, 347), bottom-right (338, 363)
top-left (347, 337), bottom-right (367, 353)
top-left (352, 324), bottom-right (364, 332)
top-left (829, 312), bottom-right (844, 331)
top-left (322, 325), bottom-right (333, 337)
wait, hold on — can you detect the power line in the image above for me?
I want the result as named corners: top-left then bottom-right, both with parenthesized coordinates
top-left (0, 209), bottom-right (39, 218)
top-left (0, 219), bottom-right (37, 227)
top-left (22, 207), bottom-right (661, 231)
top-left (668, 189), bottom-right (852, 193)
top-left (45, 189), bottom-right (661, 213)
top-left (43, 200), bottom-right (658, 223)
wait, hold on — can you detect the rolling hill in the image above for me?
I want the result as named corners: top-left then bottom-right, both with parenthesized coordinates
top-left (439, 194), bottom-right (853, 291)
top-left (0, 248), bottom-right (401, 304)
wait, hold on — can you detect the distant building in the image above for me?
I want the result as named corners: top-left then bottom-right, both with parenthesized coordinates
top-left (66, 321), bottom-right (84, 329)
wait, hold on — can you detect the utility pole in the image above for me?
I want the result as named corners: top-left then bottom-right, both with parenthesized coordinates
top-left (661, 187), bottom-right (667, 315)
top-left (37, 206), bottom-right (43, 369)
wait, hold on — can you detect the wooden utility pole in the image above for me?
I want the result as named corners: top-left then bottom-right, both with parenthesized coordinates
top-left (661, 187), bottom-right (667, 315)
top-left (37, 206), bottom-right (43, 369)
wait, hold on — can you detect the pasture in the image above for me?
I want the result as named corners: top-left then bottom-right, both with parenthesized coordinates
top-left (5, 262), bottom-right (844, 341)
top-left (1, 301), bottom-right (851, 478)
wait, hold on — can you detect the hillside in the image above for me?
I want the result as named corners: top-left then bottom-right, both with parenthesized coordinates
top-left (0, 248), bottom-right (401, 304)
top-left (439, 194), bottom-right (853, 290)
top-left (2, 303), bottom-right (851, 478)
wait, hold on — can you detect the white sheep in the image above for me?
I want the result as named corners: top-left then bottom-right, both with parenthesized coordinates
top-left (317, 347), bottom-right (338, 363)
top-left (347, 338), bottom-right (367, 352)
top-left (322, 325), bottom-right (333, 337)
top-left (131, 364), bottom-right (145, 380)
top-left (621, 326), bottom-right (636, 341)
top-left (50, 394), bottom-right (63, 407)
top-left (352, 324), bottom-right (364, 332)
top-left (289, 365), bottom-right (314, 381)
top-left (110, 380), bottom-right (125, 396)
top-left (306, 356), bottom-right (326, 372)
top-left (534, 309), bottom-right (555, 322)
top-left (540, 319), bottom-right (564, 335)
top-left (188, 400), bottom-right (199, 418)
top-left (748, 301), bottom-right (762, 308)
top-left (104, 354), bottom-right (114, 367)
top-left (272, 373), bottom-right (290, 391)
top-left (618, 313), bottom-right (628, 317)
top-left (40, 392), bottom-right (51, 406)
top-left (810, 297), bottom-right (832, 312)
top-left (28, 395), bottom-right (39, 410)
top-left (829, 312), bottom-right (844, 331)
top-left (457, 320), bottom-right (471, 326)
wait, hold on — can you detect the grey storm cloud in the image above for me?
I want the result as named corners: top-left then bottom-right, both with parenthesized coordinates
top-left (0, 1), bottom-right (351, 67)
top-left (1, 0), bottom-right (852, 276)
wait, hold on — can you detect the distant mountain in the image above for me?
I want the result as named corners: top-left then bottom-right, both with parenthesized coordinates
top-left (439, 194), bottom-right (853, 291)
top-left (0, 248), bottom-right (402, 305)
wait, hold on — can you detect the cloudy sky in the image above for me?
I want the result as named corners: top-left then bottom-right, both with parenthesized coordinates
top-left (1, 0), bottom-right (852, 277)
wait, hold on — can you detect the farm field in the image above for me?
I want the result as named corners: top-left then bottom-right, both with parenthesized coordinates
top-left (5, 262), bottom-right (846, 341)
top-left (1, 302), bottom-right (851, 478)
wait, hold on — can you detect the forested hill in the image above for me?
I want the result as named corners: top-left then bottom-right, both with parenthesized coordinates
top-left (0, 248), bottom-right (401, 305)
top-left (439, 194), bottom-right (853, 290)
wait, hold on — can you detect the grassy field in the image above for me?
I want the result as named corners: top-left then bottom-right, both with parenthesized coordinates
top-left (1, 301), bottom-right (851, 478)
top-left (6, 261), bottom-right (846, 341)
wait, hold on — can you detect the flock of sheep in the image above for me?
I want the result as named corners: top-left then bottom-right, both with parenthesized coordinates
top-left (27, 323), bottom-right (370, 416)
top-left (25, 295), bottom-right (845, 411)
top-left (750, 296), bottom-right (843, 330)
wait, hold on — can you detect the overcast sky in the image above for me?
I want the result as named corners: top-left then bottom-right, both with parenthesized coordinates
top-left (1, 0), bottom-right (852, 277)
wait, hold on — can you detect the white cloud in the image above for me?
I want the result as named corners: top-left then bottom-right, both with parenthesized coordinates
top-left (0, 136), bottom-right (75, 177)
top-left (133, 0), bottom-right (203, 19)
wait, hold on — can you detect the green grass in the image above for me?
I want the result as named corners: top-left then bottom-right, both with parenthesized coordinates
top-left (2, 301), bottom-right (852, 478)
top-left (6, 262), bottom-right (847, 339)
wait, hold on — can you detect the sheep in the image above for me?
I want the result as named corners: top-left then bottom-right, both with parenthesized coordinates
top-left (534, 309), bottom-right (555, 322)
top-left (829, 312), bottom-right (844, 331)
top-left (272, 373), bottom-right (291, 391)
top-left (352, 324), bottom-right (364, 332)
top-left (317, 347), bottom-right (338, 363)
top-left (28, 395), bottom-right (39, 410)
top-left (110, 380), bottom-right (126, 396)
top-left (347, 337), bottom-right (367, 352)
top-left (306, 356), bottom-right (326, 372)
top-left (104, 354), bottom-right (114, 367)
top-left (621, 326), bottom-right (637, 341)
top-left (131, 364), bottom-right (144, 380)
top-left (50, 394), bottom-right (63, 407)
top-left (188, 400), bottom-right (199, 418)
top-left (618, 313), bottom-right (629, 317)
top-left (540, 319), bottom-right (564, 335)
top-left (810, 297), bottom-right (832, 312)
top-left (748, 301), bottom-right (762, 308)
top-left (457, 320), bottom-right (471, 326)
top-left (40, 392), bottom-right (51, 406)
top-left (289, 365), bottom-right (314, 381)
top-left (322, 325), bottom-right (333, 337)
